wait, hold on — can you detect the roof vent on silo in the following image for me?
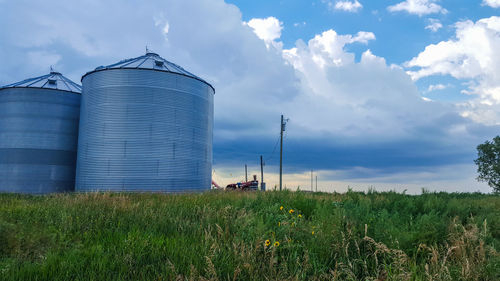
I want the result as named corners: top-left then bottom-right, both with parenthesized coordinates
top-left (154, 60), bottom-right (164, 67)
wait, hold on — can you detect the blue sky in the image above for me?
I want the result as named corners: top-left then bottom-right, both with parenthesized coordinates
top-left (1, 0), bottom-right (499, 193)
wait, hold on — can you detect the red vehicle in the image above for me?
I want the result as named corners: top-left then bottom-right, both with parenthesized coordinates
top-left (226, 175), bottom-right (259, 191)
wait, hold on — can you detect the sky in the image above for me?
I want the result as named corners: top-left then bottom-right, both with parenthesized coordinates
top-left (0, 0), bottom-right (499, 193)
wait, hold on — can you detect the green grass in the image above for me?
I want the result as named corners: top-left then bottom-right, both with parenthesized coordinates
top-left (0, 190), bottom-right (499, 280)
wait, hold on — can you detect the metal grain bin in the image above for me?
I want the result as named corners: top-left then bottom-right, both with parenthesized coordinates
top-left (76, 52), bottom-right (214, 192)
top-left (0, 71), bottom-right (81, 194)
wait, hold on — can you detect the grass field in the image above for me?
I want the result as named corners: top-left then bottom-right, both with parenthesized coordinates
top-left (0, 190), bottom-right (499, 280)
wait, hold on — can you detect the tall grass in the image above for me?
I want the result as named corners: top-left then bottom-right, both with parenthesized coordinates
top-left (0, 191), bottom-right (498, 280)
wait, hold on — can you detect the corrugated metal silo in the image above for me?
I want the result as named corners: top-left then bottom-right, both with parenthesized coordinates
top-left (76, 52), bottom-right (214, 192)
top-left (0, 71), bottom-right (81, 193)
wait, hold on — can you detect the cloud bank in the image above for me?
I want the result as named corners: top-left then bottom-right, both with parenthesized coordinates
top-left (407, 16), bottom-right (500, 125)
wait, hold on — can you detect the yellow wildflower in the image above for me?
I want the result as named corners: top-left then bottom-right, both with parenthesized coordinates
top-left (312, 231), bottom-right (315, 235)
top-left (274, 241), bottom-right (280, 247)
top-left (289, 209), bottom-right (294, 214)
top-left (265, 239), bottom-right (270, 246)
top-left (298, 214), bottom-right (302, 218)
top-left (280, 206), bottom-right (284, 210)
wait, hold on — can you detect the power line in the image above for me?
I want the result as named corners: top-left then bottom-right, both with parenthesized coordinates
top-left (265, 133), bottom-right (281, 162)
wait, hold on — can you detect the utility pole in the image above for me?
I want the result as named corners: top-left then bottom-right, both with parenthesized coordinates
top-left (245, 164), bottom-right (248, 182)
top-left (311, 170), bottom-right (313, 192)
top-left (279, 115), bottom-right (288, 191)
top-left (315, 175), bottom-right (318, 192)
top-left (260, 155), bottom-right (264, 191)
top-left (280, 115), bottom-right (283, 191)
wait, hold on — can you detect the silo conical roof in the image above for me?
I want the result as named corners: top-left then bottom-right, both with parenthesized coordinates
top-left (82, 52), bottom-right (213, 91)
top-left (1, 71), bottom-right (82, 94)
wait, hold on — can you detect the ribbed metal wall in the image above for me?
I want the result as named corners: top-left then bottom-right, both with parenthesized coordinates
top-left (0, 88), bottom-right (81, 193)
top-left (76, 69), bottom-right (214, 192)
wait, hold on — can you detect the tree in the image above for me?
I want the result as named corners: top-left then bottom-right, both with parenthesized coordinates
top-left (474, 136), bottom-right (500, 192)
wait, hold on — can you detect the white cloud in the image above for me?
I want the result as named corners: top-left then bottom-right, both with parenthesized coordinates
top-left (244, 17), bottom-right (283, 48)
top-left (427, 84), bottom-right (448, 91)
top-left (154, 15), bottom-right (170, 40)
top-left (283, 29), bottom-right (375, 69)
top-left (425, 18), bottom-right (443, 32)
top-left (483, 0), bottom-right (500, 8)
top-left (388, 0), bottom-right (447, 16)
top-left (407, 16), bottom-right (500, 124)
top-left (352, 31), bottom-right (376, 43)
top-left (334, 1), bottom-right (363, 12)
top-left (164, 22), bottom-right (170, 35)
